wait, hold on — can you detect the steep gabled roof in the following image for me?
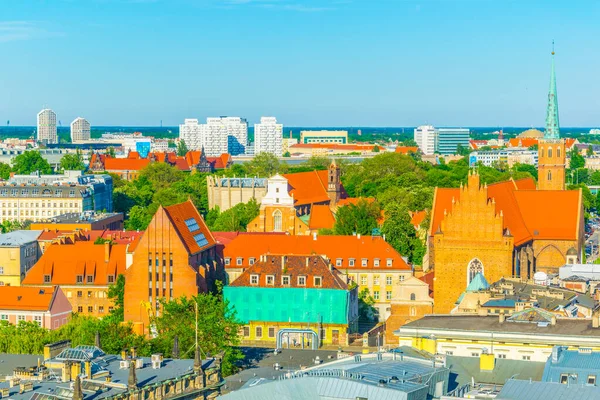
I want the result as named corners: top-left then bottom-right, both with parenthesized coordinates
top-left (229, 254), bottom-right (347, 289)
top-left (308, 205), bottom-right (336, 230)
top-left (0, 286), bottom-right (58, 311)
top-left (163, 200), bottom-right (216, 255)
top-left (282, 170), bottom-right (331, 206)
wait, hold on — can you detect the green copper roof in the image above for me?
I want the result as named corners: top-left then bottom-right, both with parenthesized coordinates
top-left (545, 46), bottom-right (560, 139)
top-left (466, 272), bottom-right (490, 292)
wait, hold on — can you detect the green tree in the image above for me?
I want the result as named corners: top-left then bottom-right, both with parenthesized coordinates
top-left (381, 203), bottom-right (424, 265)
top-left (168, 140), bottom-right (176, 148)
top-left (569, 147), bottom-right (585, 171)
top-left (456, 144), bottom-right (471, 156)
top-left (125, 205), bottom-right (153, 230)
top-left (0, 162), bottom-right (11, 180)
top-left (107, 147), bottom-right (116, 157)
top-left (372, 145), bottom-right (380, 153)
top-left (283, 151), bottom-right (291, 157)
top-left (588, 145), bottom-right (595, 157)
top-left (59, 151), bottom-right (86, 171)
top-left (333, 200), bottom-right (381, 236)
top-left (177, 140), bottom-right (189, 156)
top-left (107, 274), bottom-right (126, 322)
top-left (139, 162), bottom-right (184, 190)
top-left (12, 151), bottom-right (53, 175)
top-left (152, 293), bottom-right (243, 376)
top-left (209, 200), bottom-right (260, 232)
top-left (355, 286), bottom-right (377, 321)
top-left (512, 163), bottom-right (538, 181)
top-left (590, 171), bottom-right (600, 186)
top-left (1, 220), bottom-right (25, 233)
top-left (303, 156), bottom-right (330, 170)
top-left (246, 152), bottom-right (285, 177)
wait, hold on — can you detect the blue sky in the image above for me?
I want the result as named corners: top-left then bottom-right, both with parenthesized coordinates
top-left (1, 0), bottom-right (599, 127)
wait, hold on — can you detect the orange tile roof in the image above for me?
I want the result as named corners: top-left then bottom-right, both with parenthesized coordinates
top-left (229, 254), bottom-right (347, 289)
top-left (163, 200), bottom-right (216, 255)
top-left (508, 138), bottom-right (538, 148)
top-left (291, 143), bottom-right (378, 151)
top-left (127, 151), bottom-right (141, 159)
top-left (104, 157), bottom-right (151, 171)
top-left (223, 234), bottom-right (410, 270)
top-left (282, 170), bottom-right (332, 206)
top-left (430, 176), bottom-right (581, 246)
top-left (469, 140), bottom-right (488, 150)
top-left (395, 146), bottom-right (419, 154)
top-left (418, 271), bottom-right (435, 297)
top-left (308, 205), bottom-right (336, 230)
top-left (410, 210), bottom-right (427, 229)
top-left (22, 242), bottom-right (128, 286)
top-left (0, 286), bottom-right (58, 311)
top-left (337, 197), bottom-right (375, 207)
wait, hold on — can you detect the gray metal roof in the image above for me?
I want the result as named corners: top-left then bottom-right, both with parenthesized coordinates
top-left (0, 230), bottom-right (42, 246)
top-left (497, 379), bottom-right (600, 400)
top-left (445, 355), bottom-right (545, 388)
top-left (542, 347), bottom-right (600, 383)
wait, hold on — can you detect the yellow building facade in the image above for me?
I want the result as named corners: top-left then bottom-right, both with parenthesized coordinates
top-left (241, 321), bottom-right (351, 346)
top-left (0, 231), bottom-right (41, 286)
top-left (538, 139), bottom-right (566, 191)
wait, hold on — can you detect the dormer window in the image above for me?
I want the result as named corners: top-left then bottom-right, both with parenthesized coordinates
top-left (298, 276), bottom-right (306, 286)
top-left (108, 275), bottom-right (115, 284)
top-left (314, 276), bottom-right (322, 287)
top-left (224, 258), bottom-right (231, 266)
top-left (44, 275), bottom-right (51, 283)
top-left (266, 275), bottom-right (275, 285)
top-left (76, 275), bottom-right (83, 284)
top-left (236, 257), bottom-right (243, 266)
top-left (250, 274), bottom-right (259, 285)
top-left (87, 275), bottom-right (94, 284)
top-left (282, 276), bottom-right (290, 286)
top-left (374, 259), bottom-right (380, 267)
top-left (336, 258), bottom-right (342, 267)
top-left (249, 258), bottom-right (256, 266)
top-left (349, 259), bottom-right (355, 267)
top-left (361, 258), bottom-right (368, 267)
top-left (386, 259), bottom-right (393, 267)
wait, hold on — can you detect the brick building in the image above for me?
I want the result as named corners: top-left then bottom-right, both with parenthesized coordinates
top-left (123, 200), bottom-right (219, 335)
top-left (224, 254), bottom-right (358, 346)
top-left (22, 242), bottom-right (127, 317)
top-left (429, 171), bottom-right (584, 313)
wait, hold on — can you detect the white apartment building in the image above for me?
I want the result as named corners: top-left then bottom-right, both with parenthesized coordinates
top-left (414, 125), bottom-right (437, 155)
top-left (70, 117), bottom-right (91, 142)
top-left (179, 118), bottom-right (203, 150)
top-left (254, 117), bottom-right (283, 156)
top-left (37, 109), bottom-right (58, 144)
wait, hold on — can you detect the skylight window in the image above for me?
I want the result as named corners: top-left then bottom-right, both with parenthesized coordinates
top-left (194, 233), bottom-right (209, 248)
top-left (184, 218), bottom-right (200, 233)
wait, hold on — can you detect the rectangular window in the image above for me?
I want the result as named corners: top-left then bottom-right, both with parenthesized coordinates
top-left (560, 374), bottom-right (568, 384)
top-left (386, 276), bottom-right (392, 285)
top-left (374, 276), bottom-right (380, 285)
top-left (361, 258), bottom-right (368, 267)
top-left (386, 259), bottom-right (393, 267)
top-left (249, 258), bottom-right (256, 265)
top-left (374, 291), bottom-right (380, 300)
top-left (349, 259), bottom-right (355, 267)
top-left (314, 276), bottom-right (322, 287)
top-left (108, 275), bottom-right (115, 284)
top-left (169, 253), bottom-right (173, 267)
top-left (298, 276), bottom-right (306, 286)
top-left (386, 291), bottom-right (392, 300)
top-left (44, 274), bottom-right (51, 283)
top-left (588, 375), bottom-right (596, 385)
top-left (99, 306), bottom-right (104, 313)
top-left (76, 275), bottom-right (83, 283)
top-left (522, 355), bottom-right (531, 361)
top-left (225, 258), bottom-right (231, 266)
top-left (77, 291), bottom-right (82, 298)
top-left (88, 306), bottom-right (93, 313)
top-left (17, 315), bottom-right (26, 322)
top-left (399, 275), bottom-right (405, 282)
top-left (87, 275), bottom-right (93, 283)
top-left (87, 291), bottom-right (92, 298)
top-left (0, 314), bottom-right (7, 320)
top-left (236, 257), bottom-right (243, 266)
top-left (374, 259), bottom-right (380, 267)
top-left (497, 354), bottom-right (507, 359)
top-left (446, 351), bottom-right (454, 355)
top-left (336, 258), bottom-right (342, 267)
top-left (266, 275), bottom-right (274, 285)
top-left (243, 326), bottom-right (250, 337)
top-left (77, 306), bottom-right (83, 313)
top-left (255, 326), bottom-right (263, 338)
top-left (360, 276), bottom-right (367, 285)
top-left (471, 352), bottom-right (479, 357)
top-left (250, 274), bottom-right (259, 285)
top-left (282, 276), bottom-right (290, 286)
top-left (268, 327), bottom-right (275, 338)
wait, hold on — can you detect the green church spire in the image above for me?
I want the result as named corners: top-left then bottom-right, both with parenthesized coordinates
top-left (545, 41), bottom-right (560, 139)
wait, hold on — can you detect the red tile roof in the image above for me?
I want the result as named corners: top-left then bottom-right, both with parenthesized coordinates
top-left (395, 146), bottom-right (419, 154)
top-left (163, 200), bottom-right (216, 255)
top-left (308, 205), bottom-right (336, 230)
top-left (430, 176), bottom-right (582, 246)
top-left (223, 234), bottom-right (410, 270)
top-left (418, 271), bottom-right (435, 297)
top-left (22, 242), bottom-right (128, 286)
top-left (104, 157), bottom-right (151, 171)
top-left (229, 254), bottom-right (347, 289)
top-left (0, 286), bottom-right (59, 311)
top-left (282, 170), bottom-right (332, 206)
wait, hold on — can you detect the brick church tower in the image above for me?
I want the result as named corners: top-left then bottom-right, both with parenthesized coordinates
top-left (327, 160), bottom-right (341, 205)
top-left (538, 140), bottom-right (566, 191)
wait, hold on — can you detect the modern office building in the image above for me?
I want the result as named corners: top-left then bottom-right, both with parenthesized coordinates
top-left (70, 117), bottom-right (91, 142)
top-left (179, 118), bottom-right (203, 150)
top-left (37, 109), bottom-right (58, 144)
top-left (436, 128), bottom-right (470, 155)
top-left (414, 125), bottom-right (437, 155)
top-left (254, 117), bottom-right (283, 156)
top-left (300, 130), bottom-right (348, 144)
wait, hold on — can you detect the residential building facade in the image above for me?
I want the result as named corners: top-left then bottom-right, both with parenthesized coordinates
top-left (300, 130), bottom-right (348, 144)
top-left (224, 254), bottom-right (358, 346)
top-left (0, 286), bottom-right (71, 329)
top-left (37, 109), bottom-right (58, 144)
top-left (22, 242), bottom-right (127, 317)
top-left (179, 118), bottom-right (202, 150)
top-left (70, 117), bottom-right (91, 142)
top-left (202, 116), bottom-right (248, 156)
top-left (414, 125), bottom-right (437, 156)
top-left (0, 230), bottom-right (42, 286)
top-left (123, 200), bottom-right (219, 336)
top-left (254, 117), bottom-right (283, 156)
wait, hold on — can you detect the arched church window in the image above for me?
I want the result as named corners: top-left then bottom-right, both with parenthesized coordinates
top-left (467, 258), bottom-right (484, 284)
top-left (548, 170), bottom-right (552, 181)
top-left (273, 210), bottom-right (282, 232)
top-left (548, 148), bottom-right (553, 157)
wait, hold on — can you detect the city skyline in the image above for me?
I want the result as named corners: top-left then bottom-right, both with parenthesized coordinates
top-left (1, 0), bottom-right (600, 126)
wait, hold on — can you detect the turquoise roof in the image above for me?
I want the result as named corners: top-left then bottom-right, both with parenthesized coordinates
top-left (466, 272), bottom-right (489, 292)
top-left (545, 45), bottom-right (560, 139)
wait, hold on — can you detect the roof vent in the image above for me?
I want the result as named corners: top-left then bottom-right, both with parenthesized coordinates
top-left (39, 289), bottom-right (45, 295)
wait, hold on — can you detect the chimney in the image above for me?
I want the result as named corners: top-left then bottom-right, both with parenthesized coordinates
top-left (551, 315), bottom-right (557, 326)
top-left (127, 359), bottom-right (137, 390)
top-left (104, 242), bottom-right (110, 263)
top-left (172, 335), bottom-right (180, 359)
top-left (130, 346), bottom-right (137, 359)
top-left (121, 349), bottom-right (127, 360)
top-left (551, 346), bottom-right (563, 363)
top-left (593, 315), bottom-right (600, 329)
top-left (95, 331), bottom-right (101, 349)
top-left (499, 313), bottom-right (505, 323)
top-left (357, 233), bottom-right (361, 240)
top-left (62, 361), bottom-right (72, 382)
top-left (313, 232), bottom-right (317, 241)
top-left (85, 361), bottom-right (91, 378)
top-left (73, 375), bottom-right (83, 400)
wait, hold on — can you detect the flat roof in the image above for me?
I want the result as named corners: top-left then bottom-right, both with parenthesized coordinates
top-left (44, 212), bottom-right (123, 224)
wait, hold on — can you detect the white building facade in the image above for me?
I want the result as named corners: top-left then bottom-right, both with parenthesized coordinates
top-left (70, 117), bottom-right (91, 142)
top-left (37, 109), bottom-right (58, 144)
top-left (180, 117), bottom-right (248, 156)
top-left (179, 118), bottom-right (203, 150)
top-left (254, 117), bottom-right (283, 156)
top-left (414, 125), bottom-right (437, 155)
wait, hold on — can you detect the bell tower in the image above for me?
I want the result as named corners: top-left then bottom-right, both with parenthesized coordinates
top-left (327, 160), bottom-right (341, 205)
top-left (538, 140), bottom-right (565, 190)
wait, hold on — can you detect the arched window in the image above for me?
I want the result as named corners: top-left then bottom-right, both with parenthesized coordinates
top-left (548, 170), bottom-right (552, 181)
top-left (548, 147), bottom-right (553, 157)
top-left (273, 210), bottom-right (282, 232)
top-left (557, 148), bottom-right (561, 158)
top-left (467, 258), bottom-right (484, 284)
top-left (410, 293), bottom-right (416, 301)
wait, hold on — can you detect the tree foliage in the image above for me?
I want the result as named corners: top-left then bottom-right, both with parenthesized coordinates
top-left (177, 140), bottom-right (189, 156)
top-left (245, 152), bottom-right (286, 177)
top-left (12, 151), bottom-right (53, 175)
top-left (569, 147), bottom-right (585, 171)
top-left (333, 200), bottom-right (381, 236)
top-left (207, 199), bottom-right (260, 232)
top-left (60, 151), bottom-right (86, 171)
top-left (0, 162), bottom-right (11, 180)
